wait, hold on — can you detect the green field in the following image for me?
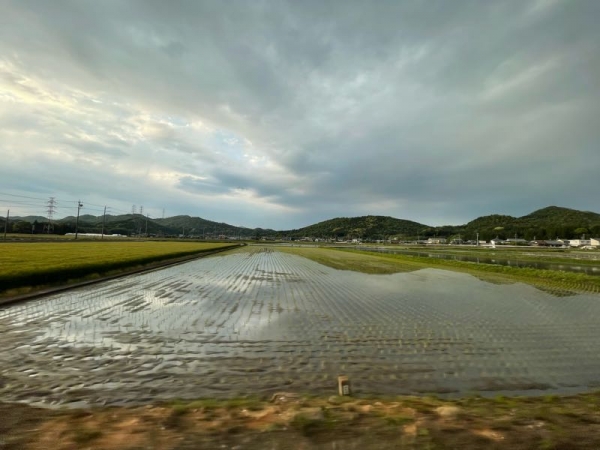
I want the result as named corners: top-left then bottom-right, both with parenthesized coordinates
top-left (0, 241), bottom-right (237, 297)
top-left (394, 245), bottom-right (600, 266)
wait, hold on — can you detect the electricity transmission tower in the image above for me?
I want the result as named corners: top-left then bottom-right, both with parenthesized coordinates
top-left (45, 197), bottom-right (56, 233)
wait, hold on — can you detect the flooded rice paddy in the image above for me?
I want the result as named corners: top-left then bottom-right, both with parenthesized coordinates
top-left (1, 247), bottom-right (600, 407)
top-left (358, 247), bottom-right (600, 276)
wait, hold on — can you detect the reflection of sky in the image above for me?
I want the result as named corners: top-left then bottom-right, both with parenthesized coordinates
top-left (3, 256), bottom-right (599, 347)
top-left (2, 250), bottom-right (600, 401)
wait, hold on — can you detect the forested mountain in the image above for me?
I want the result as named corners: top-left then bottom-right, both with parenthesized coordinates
top-left (6, 206), bottom-right (600, 241)
top-left (280, 207), bottom-right (600, 241)
top-left (520, 206), bottom-right (600, 227)
top-left (7, 213), bottom-right (275, 237)
top-left (153, 215), bottom-right (275, 238)
top-left (459, 207), bottom-right (600, 241)
top-left (279, 215), bottom-right (427, 240)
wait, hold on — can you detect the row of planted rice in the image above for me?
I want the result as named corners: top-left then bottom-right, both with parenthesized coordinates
top-left (1, 247), bottom-right (600, 407)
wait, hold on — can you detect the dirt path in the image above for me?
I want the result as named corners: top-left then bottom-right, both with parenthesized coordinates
top-left (3, 392), bottom-right (600, 449)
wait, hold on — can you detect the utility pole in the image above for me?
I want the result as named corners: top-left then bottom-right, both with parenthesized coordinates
top-left (101, 206), bottom-right (107, 239)
top-left (74, 201), bottom-right (83, 240)
top-left (131, 205), bottom-right (136, 237)
top-left (139, 206), bottom-right (144, 236)
top-left (145, 214), bottom-right (148, 236)
top-left (3, 209), bottom-right (8, 240)
top-left (162, 208), bottom-right (165, 219)
top-left (476, 231), bottom-right (479, 247)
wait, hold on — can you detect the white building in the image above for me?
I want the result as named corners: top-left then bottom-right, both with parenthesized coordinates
top-left (504, 238), bottom-right (529, 245)
top-left (568, 239), bottom-right (591, 247)
top-left (590, 238), bottom-right (600, 247)
top-left (427, 237), bottom-right (447, 244)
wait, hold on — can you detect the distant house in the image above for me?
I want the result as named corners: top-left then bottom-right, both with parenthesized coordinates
top-left (568, 239), bottom-right (591, 247)
top-left (491, 238), bottom-right (505, 246)
top-left (531, 240), bottom-right (564, 248)
top-left (504, 238), bottom-right (529, 245)
top-left (427, 237), bottom-right (447, 244)
top-left (589, 238), bottom-right (600, 247)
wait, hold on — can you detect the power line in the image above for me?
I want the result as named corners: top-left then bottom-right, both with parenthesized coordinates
top-left (64, 198), bottom-right (106, 208)
top-left (106, 206), bottom-right (130, 214)
top-left (0, 192), bottom-right (49, 201)
top-left (0, 199), bottom-right (47, 206)
top-left (1, 192), bottom-right (172, 232)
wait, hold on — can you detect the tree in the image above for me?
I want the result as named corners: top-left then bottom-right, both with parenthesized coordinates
top-left (12, 221), bottom-right (30, 234)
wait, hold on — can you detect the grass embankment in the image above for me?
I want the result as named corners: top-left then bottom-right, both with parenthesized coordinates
top-left (398, 246), bottom-right (600, 266)
top-left (3, 233), bottom-right (96, 241)
top-left (0, 241), bottom-right (237, 298)
top-left (278, 246), bottom-right (600, 295)
top-left (4, 392), bottom-right (600, 449)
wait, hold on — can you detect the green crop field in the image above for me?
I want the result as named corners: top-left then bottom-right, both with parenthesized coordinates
top-left (0, 241), bottom-right (237, 296)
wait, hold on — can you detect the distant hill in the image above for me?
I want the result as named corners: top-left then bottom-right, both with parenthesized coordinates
top-left (283, 207), bottom-right (600, 241)
top-left (519, 206), bottom-right (600, 226)
top-left (461, 206), bottom-right (600, 241)
top-left (280, 215), bottom-right (427, 240)
top-left (9, 215), bottom-right (48, 223)
top-left (153, 215), bottom-right (276, 237)
top-left (464, 214), bottom-right (517, 229)
top-left (6, 205), bottom-right (600, 241)
top-left (8, 213), bottom-right (276, 237)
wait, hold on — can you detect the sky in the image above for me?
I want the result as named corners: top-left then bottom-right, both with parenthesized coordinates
top-left (1, 0), bottom-right (599, 230)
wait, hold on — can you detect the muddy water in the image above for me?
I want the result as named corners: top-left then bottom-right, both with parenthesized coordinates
top-left (1, 248), bottom-right (600, 407)
top-left (358, 247), bottom-right (600, 276)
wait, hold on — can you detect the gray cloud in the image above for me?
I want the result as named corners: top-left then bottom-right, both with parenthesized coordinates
top-left (1, 0), bottom-right (598, 229)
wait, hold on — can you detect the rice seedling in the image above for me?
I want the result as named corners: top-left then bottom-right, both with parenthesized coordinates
top-left (0, 241), bottom-right (236, 294)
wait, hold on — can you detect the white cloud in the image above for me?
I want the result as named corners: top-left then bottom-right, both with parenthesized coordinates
top-left (0, 0), bottom-right (598, 229)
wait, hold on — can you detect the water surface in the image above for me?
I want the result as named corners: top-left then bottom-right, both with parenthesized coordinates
top-left (1, 248), bottom-right (599, 407)
top-left (357, 247), bottom-right (600, 276)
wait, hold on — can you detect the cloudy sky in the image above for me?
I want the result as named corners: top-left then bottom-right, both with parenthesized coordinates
top-left (1, 0), bottom-right (598, 229)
